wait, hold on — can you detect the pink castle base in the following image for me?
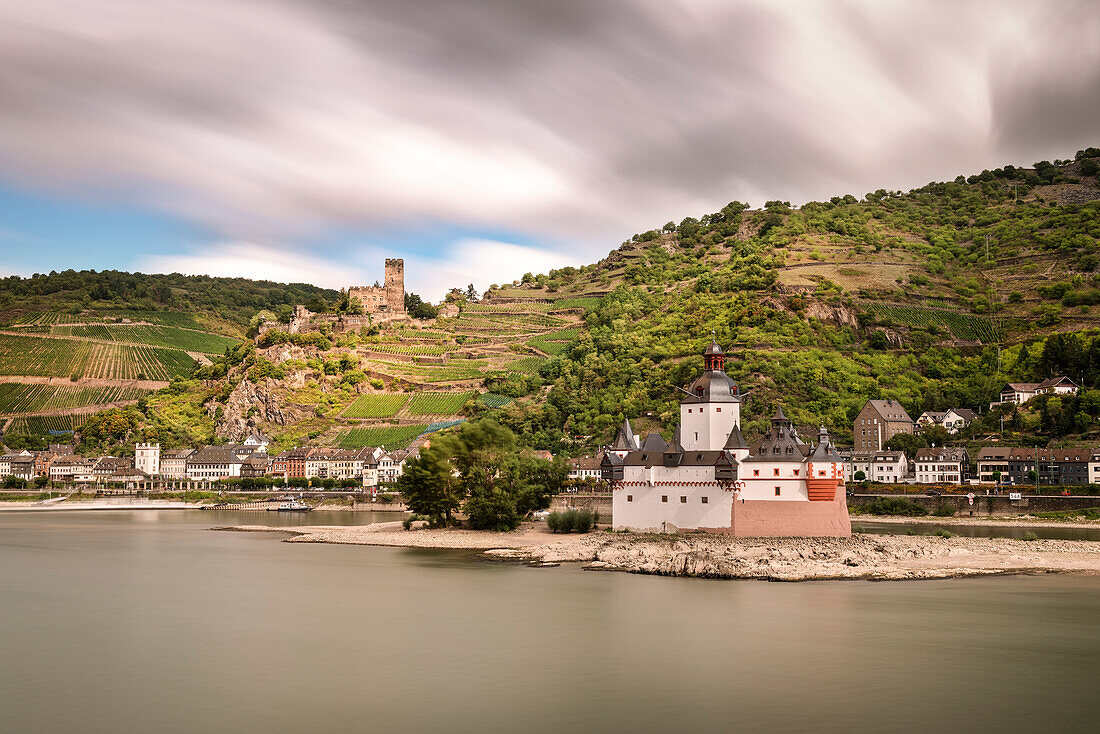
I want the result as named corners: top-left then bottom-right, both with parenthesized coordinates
top-left (702, 491), bottom-right (852, 537)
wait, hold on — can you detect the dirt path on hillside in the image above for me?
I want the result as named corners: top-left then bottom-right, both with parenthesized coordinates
top-left (0, 375), bottom-right (169, 389)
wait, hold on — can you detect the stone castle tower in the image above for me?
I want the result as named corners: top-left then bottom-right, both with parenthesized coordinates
top-left (349, 258), bottom-right (405, 315)
top-left (384, 258), bottom-right (405, 315)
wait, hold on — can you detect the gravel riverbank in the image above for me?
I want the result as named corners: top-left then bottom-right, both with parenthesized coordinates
top-left (217, 521), bottom-right (1100, 581)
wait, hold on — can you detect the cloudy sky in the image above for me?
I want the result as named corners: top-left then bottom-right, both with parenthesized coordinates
top-left (1, 0), bottom-right (1098, 298)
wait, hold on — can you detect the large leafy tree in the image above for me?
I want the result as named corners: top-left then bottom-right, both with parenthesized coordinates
top-left (399, 419), bottom-right (567, 531)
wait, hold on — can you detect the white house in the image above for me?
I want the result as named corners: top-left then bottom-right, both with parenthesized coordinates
top-left (916, 408), bottom-right (977, 434)
top-left (135, 442), bottom-right (160, 476)
top-left (914, 447), bottom-right (970, 484)
top-left (993, 377), bottom-right (1078, 408)
top-left (850, 451), bottom-right (910, 483)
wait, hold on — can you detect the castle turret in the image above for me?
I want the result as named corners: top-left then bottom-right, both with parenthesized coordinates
top-left (807, 425), bottom-right (844, 501)
top-left (679, 338), bottom-right (741, 451)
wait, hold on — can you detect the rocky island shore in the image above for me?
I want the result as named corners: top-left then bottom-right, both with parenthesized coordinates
top-left (218, 521), bottom-right (1100, 581)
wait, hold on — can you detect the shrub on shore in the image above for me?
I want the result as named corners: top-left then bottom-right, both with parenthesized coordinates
top-left (547, 508), bottom-right (594, 533)
top-left (932, 502), bottom-right (955, 517)
top-left (853, 497), bottom-right (929, 516)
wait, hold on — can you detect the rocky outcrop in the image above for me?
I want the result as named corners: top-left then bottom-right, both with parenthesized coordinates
top-left (211, 378), bottom-right (303, 441)
top-left (804, 300), bottom-right (859, 328)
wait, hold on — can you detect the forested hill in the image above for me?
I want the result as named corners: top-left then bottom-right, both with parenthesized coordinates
top-left (0, 270), bottom-right (338, 332)
top-left (486, 148), bottom-right (1100, 450)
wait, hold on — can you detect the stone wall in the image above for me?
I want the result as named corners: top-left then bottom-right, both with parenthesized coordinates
top-left (849, 493), bottom-right (1100, 516)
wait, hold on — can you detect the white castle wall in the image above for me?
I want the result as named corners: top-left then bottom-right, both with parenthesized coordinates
top-left (680, 402), bottom-right (740, 452)
top-left (614, 463), bottom-right (735, 531)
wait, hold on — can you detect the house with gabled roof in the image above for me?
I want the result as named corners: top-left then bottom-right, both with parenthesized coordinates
top-left (853, 399), bottom-right (913, 452)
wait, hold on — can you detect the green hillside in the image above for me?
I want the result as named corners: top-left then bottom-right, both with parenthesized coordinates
top-left (4, 149), bottom-right (1100, 453)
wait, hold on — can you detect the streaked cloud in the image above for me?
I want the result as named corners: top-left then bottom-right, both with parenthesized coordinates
top-left (1, 0), bottom-right (1098, 291)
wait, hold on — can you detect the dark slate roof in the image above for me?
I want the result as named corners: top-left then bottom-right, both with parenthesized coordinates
top-left (669, 425), bottom-right (684, 454)
top-left (723, 424), bottom-right (748, 450)
top-left (953, 408), bottom-right (978, 421)
top-left (681, 369), bottom-right (741, 404)
top-left (1037, 376), bottom-right (1077, 389)
top-left (914, 447), bottom-right (970, 463)
top-left (743, 418), bottom-right (808, 462)
top-left (640, 433), bottom-right (668, 452)
top-left (808, 427), bottom-right (843, 462)
top-left (620, 449), bottom-right (726, 467)
top-left (611, 419), bottom-right (639, 450)
top-left (704, 339), bottom-right (724, 356)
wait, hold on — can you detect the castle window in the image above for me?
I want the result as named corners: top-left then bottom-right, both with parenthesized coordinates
top-left (753, 469), bottom-right (760, 477)
top-left (680, 496), bottom-right (687, 503)
top-left (716, 408), bottom-right (721, 413)
top-left (773, 468), bottom-right (780, 476)
top-left (701, 497), bottom-right (708, 504)
top-left (627, 495), bottom-right (633, 502)
top-left (818, 470), bottom-right (826, 477)
top-left (661, 495), bottom-right (668, 503)
top-left (793, 469), bottom-right (799, 476)
top-left (775, 487), bottom-right (781, 496)
top-left (688, 409), bottom-right (692, 413)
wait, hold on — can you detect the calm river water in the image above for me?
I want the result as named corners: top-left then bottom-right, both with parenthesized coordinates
top-left (2, 511), bottom-right (1099, 734)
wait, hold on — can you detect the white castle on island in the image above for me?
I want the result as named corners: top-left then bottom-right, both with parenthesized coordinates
top-left (602, 339), bottom-right (851, 537)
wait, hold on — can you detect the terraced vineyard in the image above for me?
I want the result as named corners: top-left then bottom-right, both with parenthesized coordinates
top-left (337, 424), bottom-right (429, 450)
top-left (342, 393), bottom-right (410, 418)
top-left (406, 391), bottom-right (474, 415)
top-left (0, 383), bottom-right (152, 414)
top-left (858, 303), bottom-right (1000, 343)
top-left (503, 356), bottom-right (550, 375)
top-left (5, 414), bottom-right (87, 436)
top-left (50, 324), bottom-right (240, 354)
top-left (0, 334), bottom-right (195, 380)
top-left (477, 393), bottom-right (512, 408)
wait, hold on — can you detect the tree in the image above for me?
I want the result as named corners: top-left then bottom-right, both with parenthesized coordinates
top-left (854, 471), bottom-right (866, 481)
top-left (465, 283), bottom-right (479, 301)
top-left (396, 450), bottom-right (462, 526)
top-left (404, 293), bottom-right (438, 319)
top-left (884, 432), bottom-right (930, 458)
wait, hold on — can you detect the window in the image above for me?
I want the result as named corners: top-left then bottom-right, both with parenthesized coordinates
top-left (627, 495), bottom-right (633, 502)
top-left (694, 432), bottom-right (699, 441)
top-left (818, 470), bottom-right (826, 477)
top-left (701, 497), bottom-right (709, 504)
top-left (774, 468), bottom-right (780, 476)
top-left (793, 469), bottom-right (799, 476)
top-left (688, 409), bottom-right (692, 413)
top-left (680, 496), bottom-right (687, 503)
top-left (775, 487), bottom-right (781, 496)
top-left (661, 495), bottom-right (668, 503)
top-left (753, 469), bottom-right (760, 476)
top-left (716, 408), bottom-right (721, 413)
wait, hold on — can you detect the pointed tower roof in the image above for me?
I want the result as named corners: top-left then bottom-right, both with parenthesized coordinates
top-left (723, 424), bottom-right (748, 450)
top-left (810, 425), bottom-right (843, 462)
top-left (771, 404), bottom-right (789, 424)
top-left (611, 419), bottom-right (639, 450)
top-left (640, 433), bottom-right (669, 452)
top-left (669, 424), bottom-right (685, 453)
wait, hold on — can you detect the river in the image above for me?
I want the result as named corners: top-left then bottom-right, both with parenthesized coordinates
top-left (1, 511), bottom-right (1098, 733)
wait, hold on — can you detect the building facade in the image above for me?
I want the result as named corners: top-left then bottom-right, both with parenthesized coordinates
top-left (853, 399), bottom-right (914, 452)
top-left (349, 259), bottom-right (405, 316)
top-left (605, 341), bottom-right (850, 537)
top-left (913, 447), bottom-right (970, 484)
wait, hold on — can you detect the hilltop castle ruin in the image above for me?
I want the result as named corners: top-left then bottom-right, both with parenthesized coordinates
top-left (349, 259), bottom-right (405, 316)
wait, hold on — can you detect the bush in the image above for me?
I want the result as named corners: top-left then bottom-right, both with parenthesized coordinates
top-left (1022, 531), bottom-right (1039, 541)
top-left (855, 497), bottom-right (929, 516)
top-left (932, 503), bottom-right (955, 517)
top-left (547, 508), bottom-right (594, 533)
top-left (934, 528), bottom-right (955, 538)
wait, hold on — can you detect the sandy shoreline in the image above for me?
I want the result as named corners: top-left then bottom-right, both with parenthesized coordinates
top-left (216, 521), bottom-right (1100, 581)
